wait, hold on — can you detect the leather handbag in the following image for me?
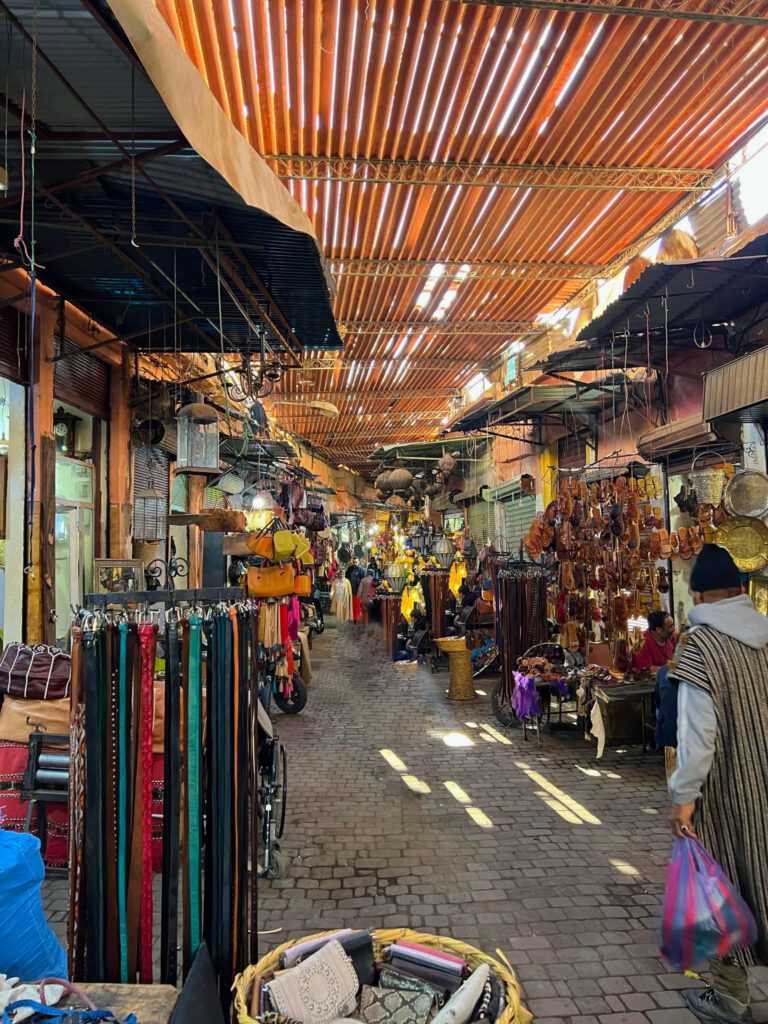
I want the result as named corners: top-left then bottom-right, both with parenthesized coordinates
top-left (475, 599), bottom-right (494, 616)
top-left (273, 529), bottom-right (297, 562)
top-left (248, 532), bottom-right (275, 560)
top-left (248, 564), bottom-right (296, 599)
top-left (0, 696), bottom-right (70, 743)
top-left (301, 548), bottom-right (315, 567)
top-left (0, 644), bottom-right (72, 700)
top-left (292, 534), bottom-right (311, 560)
top-left (267, 939), bottom-right (358, 1024)
top-left (294, 574), bottom-right (312, 598)
top-left (354, 986), bottom-right (433, 1024)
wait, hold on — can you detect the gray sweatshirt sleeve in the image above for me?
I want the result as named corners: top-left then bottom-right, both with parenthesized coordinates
top-left (668, 680), bottom-right (717, 804)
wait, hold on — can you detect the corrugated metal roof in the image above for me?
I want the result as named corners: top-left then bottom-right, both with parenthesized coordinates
top-left (703, 345), bottom-right (768, 421)
top-left (148, 0), bottom-right (768, 470)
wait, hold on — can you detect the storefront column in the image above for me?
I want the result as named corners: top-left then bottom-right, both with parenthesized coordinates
top-left (109, 350), bottom-right (133, 558)
top-left (25, 301), bottom-right (56, 645)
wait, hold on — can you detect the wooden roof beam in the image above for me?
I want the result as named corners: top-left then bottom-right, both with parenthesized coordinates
top-left (332, 259), bottom-right (601, 281)
top-left (339, 319), bottom-right (543, 336)
top-left (266, 155), bottom-right (714, 191)
top-left (445, 0), bottom-right (768, 27)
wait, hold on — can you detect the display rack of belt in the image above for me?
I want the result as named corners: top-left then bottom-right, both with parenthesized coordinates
top-left (68, 586), bottom-right (259, 1005)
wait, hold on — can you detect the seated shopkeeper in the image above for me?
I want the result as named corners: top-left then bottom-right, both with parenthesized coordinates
top-left (632, 610), bottom-right (677, 673)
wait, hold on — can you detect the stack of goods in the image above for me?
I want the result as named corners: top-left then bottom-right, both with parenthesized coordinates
top-left (521, 473), bottom-right (668, 662)
top-left (0, 644), bottom-right (71, 865)
top-left (236, 928), bottom-right (531, 1024)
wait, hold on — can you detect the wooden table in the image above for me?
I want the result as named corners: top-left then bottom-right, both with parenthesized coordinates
top-left (63, 984), bottom-right (178, 1023)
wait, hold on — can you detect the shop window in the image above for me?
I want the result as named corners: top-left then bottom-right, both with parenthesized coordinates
top-left (171, 473), bottom-right (189, 513)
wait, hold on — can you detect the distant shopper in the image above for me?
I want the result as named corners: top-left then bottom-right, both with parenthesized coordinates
top-left (669, 544), bottom-right (768, 1022)
top-left (633, 610), bottom-right (676, 673)
top-left (357, 571), bottom-right (376, 626)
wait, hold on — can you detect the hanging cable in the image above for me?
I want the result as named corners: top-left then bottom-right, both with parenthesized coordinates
top-left (130, 64), bottom-right (139, 248)
top-left (23, 6), bottom-right (39, 575)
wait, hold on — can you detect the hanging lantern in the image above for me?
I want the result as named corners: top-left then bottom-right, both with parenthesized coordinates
top-left (175, 402), bottom-right (220, 475)
top-left (384, 560), bottom-right (408, 593)
top-left (431, 533), bottom-right (454, 570)
top-left (388, 467), bottom-right (413, 493)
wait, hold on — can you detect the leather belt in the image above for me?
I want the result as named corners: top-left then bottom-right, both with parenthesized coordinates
top-left (117, 622), bottom-right (129, 983)
top-left (161, 618), bottom-right (181, 985)
top-left (187, 614), bottom-right (203, 961)
top-left (138, 623), bottom-right (157, 983)
top-left (83, 627), bottom-right (105, 981)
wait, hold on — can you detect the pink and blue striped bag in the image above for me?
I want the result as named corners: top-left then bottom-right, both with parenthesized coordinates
top-left (661, 837), bottom-right (757, 971)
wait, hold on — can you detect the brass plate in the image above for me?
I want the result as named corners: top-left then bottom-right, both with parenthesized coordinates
top-left (724, 470), bottom-right (768, 518)
top-left (714, 516), bottom-right (768, 573)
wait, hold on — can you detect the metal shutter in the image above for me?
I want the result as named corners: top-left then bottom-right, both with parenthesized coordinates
top-left (467, 499), bottom-right (495, 546)
top-left (503, 493), bottom-right (536, 557)
top-left (54, 339), bottom-right (110, 419)
top-left (0, 307), bottom-right (27, 384)
top-left (204, 485), bottom-right (225, 509)
top-left (133, 445), bottom-right (169, 541)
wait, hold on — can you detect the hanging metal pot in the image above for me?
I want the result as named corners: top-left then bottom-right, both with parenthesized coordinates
top-left (375, 470), bottom-right (393, 492)
top-left (437, 453), bottom-right (457, 475)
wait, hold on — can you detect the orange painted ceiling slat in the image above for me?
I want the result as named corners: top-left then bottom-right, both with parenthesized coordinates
top-left (156, 0), bottom-right (768, 470)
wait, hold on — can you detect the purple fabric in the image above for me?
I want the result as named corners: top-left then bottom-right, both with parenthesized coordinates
top-left (549, 677), bottom-right (570, 700)
top-left (287, 596), bottom-right (300, 642)
top-left (511, 672), bottom-right (541, 720)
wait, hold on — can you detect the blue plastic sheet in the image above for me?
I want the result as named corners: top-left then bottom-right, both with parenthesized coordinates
top-left (0, 829), bottom-right (67, 980)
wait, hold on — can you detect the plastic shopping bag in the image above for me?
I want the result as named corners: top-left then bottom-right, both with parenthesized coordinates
top-left (660, 837), bottom-right (757, 971)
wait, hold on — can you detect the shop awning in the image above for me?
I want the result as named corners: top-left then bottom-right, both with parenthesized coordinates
top-left (637, 415), bottom-right (720, 460)
top-left (452, 380), bottom-right (625, 432)
top-left (535, 234), bottom-right (768, 374)
top-left (0, 0), bottom-right (341, 358)
top-left (703, 346), bottom-right (768, 423)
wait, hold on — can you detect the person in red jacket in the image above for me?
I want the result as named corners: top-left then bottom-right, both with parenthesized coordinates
top-left (633, 610), bottom-right (676, 673)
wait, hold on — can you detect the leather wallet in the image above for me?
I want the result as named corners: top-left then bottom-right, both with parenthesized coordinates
top-left (388, 956), bottom-right (463, 996)
top-left (267, 940), bottom-right (359, 1024)
top-left (379, 966), bottom-right (447, 1007)
top-left (336, 931), bottom-right (376, 987)
top-left (354, 985), bottom-right (433, 1024)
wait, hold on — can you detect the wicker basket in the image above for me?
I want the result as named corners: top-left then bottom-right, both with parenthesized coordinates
top-left (233, 928), bottom-right (532, 1024)
top-left (689, 453), bottom-right (726, 507)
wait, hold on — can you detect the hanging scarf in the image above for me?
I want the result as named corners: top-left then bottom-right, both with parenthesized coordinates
top-left (511, 672), bottom-right (541, 721)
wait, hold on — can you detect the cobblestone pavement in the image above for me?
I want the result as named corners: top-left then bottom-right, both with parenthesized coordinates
top-left (259, 620), bottom-right (768, 1024)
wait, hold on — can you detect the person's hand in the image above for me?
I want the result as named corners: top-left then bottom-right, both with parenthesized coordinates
top-left (669, 802), bottom-right (698, 839)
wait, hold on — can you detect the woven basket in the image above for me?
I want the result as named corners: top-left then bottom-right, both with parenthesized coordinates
top-left (233, 928), bottom-right (532, 1024)
top-left (689, 453), bottom-right (726, 507)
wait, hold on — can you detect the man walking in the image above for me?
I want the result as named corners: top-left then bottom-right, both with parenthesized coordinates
top-left (669, 544), bottom-right (768, 1022)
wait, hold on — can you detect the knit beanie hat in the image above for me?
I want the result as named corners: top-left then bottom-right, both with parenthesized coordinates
top-left (689, 543), bottom-right (742, 593)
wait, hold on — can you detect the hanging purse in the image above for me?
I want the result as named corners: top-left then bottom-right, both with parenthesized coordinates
top-left (248, 564), bottom-right (296, 599)
top-left (248, 532), bottom-right (275, 560)
top-left (300, 548), bottom-right (315, 567)
top-left (0, 644), bottom-right (72, 700)
top-left (294, 574), bottom-right (312, 597)
top-left (273, 530), bottom-right (298, 562)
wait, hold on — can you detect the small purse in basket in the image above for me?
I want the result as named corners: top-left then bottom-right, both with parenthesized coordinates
top-left (354, 986), bottom-right (433, 1024)
top-left (266, 940), bottom-right (358, 1024)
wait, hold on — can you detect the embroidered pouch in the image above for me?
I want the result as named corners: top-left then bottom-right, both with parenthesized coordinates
top-left (267, 940), bottom-right (358, 1024)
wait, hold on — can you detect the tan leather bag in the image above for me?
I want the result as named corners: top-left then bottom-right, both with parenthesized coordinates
top-left (0, 696), bottom-right (70, 743)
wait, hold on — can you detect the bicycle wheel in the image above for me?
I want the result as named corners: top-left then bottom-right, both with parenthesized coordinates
top-left (274, 743), bottom-right (288, 840)
top-left (274, 675), bottom-right (308, 714)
